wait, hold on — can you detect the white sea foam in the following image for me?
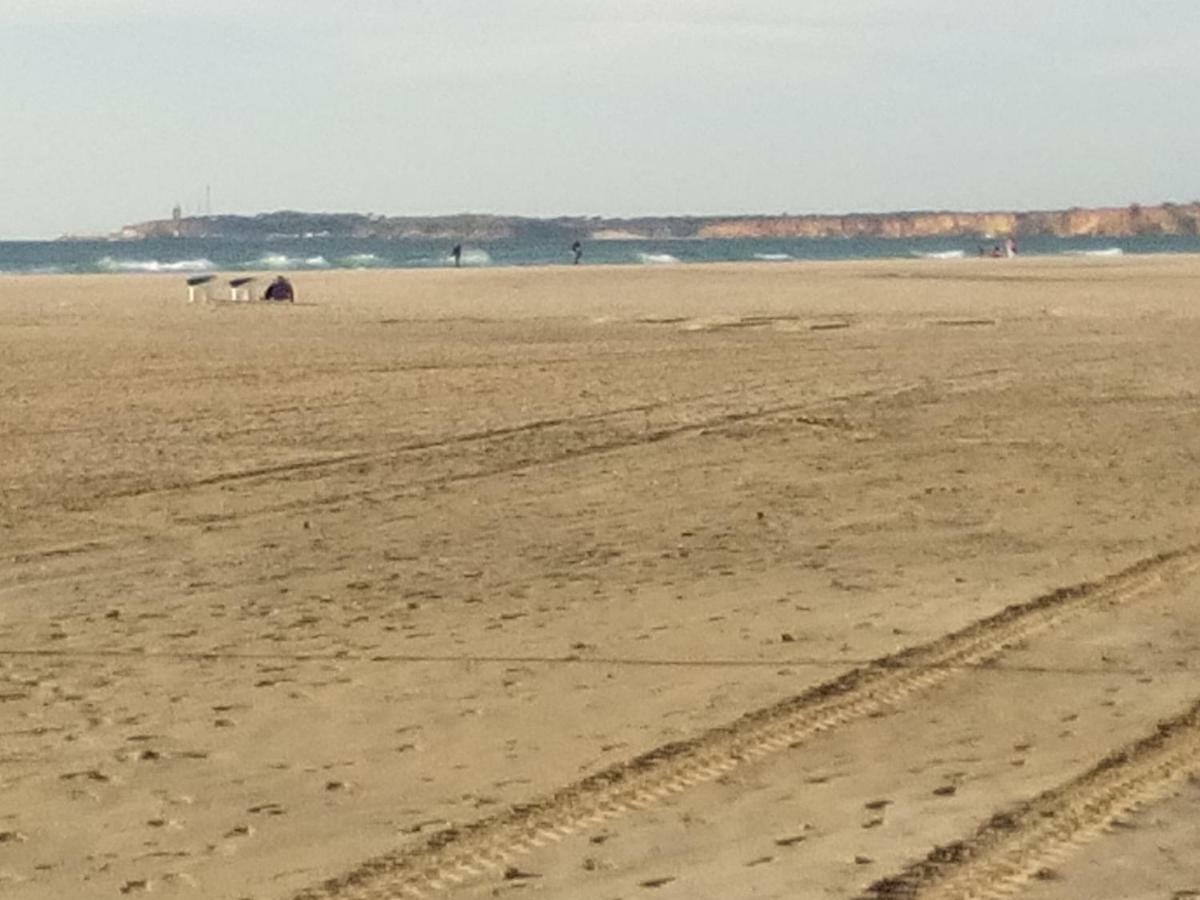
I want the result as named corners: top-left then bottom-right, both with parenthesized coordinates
top-left (340, 253), bottom-right (382, 267)
top-left (1064, 247), bottom-right (1124, 257)
top-left (912, 249), bottom-right (966, 260)
top-left (254, 254), bottom-right (330, 269)
top-left (455, 249), bottom-right (492, 267)
top-left (637, 252), bottom-right (680, 265)
top-left (0, 265), bottom-right (63, 275)
top-left (98, 256), bottom-right (214, 273)
top-left (753, 252), bottom-right (793, 261)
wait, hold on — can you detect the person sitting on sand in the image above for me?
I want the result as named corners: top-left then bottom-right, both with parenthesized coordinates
top-left (263, 275), bottom-right (294, 302)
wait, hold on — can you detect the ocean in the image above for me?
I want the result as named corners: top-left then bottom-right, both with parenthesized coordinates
top-left (0, 234), bottom-right (1197, 276)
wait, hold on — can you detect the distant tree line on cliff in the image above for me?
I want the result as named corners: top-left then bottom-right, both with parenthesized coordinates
top-left (116, 203), bottom-right (1200, 241)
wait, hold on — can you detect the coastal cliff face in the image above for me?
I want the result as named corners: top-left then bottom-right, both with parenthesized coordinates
top-left (697, 204), bottom-right (1200, 239)
top-left (114, 203), bottom-right (1200, 242)
top-left (697, 212), bottom-right (1021, 239)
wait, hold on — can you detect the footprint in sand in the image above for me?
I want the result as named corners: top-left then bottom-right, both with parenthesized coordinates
top-left (640, 876), bottom-right (676, 888)
top-left (60, 768), bottom-right (114, 784)
top-left (775, 831), bottom-right (810, 847)
top-left (503, 866), bottom-right (540, 881)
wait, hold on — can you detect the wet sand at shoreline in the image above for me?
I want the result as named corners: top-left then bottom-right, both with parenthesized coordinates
top-left (3, 257), bottom-right (1200, 899)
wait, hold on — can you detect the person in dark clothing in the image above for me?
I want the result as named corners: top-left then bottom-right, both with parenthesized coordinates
top-left (451, 244), bottom-right (463, 268)
top-left (571, 241), bottom-right (583, 265)
top-left (263, 275), bottom-right (294, 302)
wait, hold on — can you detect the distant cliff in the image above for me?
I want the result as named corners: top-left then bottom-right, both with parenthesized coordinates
top-left (694, 203), bottom-right (1200, 239)
top-left (113, 202), bottom-right (1200, 242)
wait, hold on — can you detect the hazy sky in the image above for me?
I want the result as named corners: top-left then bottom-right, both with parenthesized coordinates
top-left (2, 1), bottom-right (1197, 238)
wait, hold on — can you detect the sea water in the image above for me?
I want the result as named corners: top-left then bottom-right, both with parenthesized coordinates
top-left (0, 234), bottom-right (1195, 276)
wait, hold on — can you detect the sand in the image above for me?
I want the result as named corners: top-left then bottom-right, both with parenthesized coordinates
top-left (2, 256), bottom-right (1200, 899)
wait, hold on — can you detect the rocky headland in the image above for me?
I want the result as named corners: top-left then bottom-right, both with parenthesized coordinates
top-left (111, 202), bottom-right (1200, 242)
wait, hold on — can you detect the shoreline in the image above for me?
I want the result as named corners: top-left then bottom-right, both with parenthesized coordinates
top-left (5, 248), bottom-right (1200, 283)
top-left (2, 235), bottom-right (1198, 280)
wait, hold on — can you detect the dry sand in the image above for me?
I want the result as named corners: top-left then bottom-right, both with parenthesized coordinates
top-left (2, 256), bottom-right (1200, 899)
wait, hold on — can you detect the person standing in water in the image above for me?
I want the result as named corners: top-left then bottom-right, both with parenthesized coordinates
top-left (451, 244), bottom-right (463, 268)
top-left (571, 241), bottom-right (583, 265)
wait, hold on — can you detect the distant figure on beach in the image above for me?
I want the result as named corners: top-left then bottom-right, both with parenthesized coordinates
top-left (451, 244), bottom-right (463, 268)
top-left (1005, 237), bottom-right (1018, 257)
top-left (571, 241), bottom-right (583, 265)
top-left (263, 275), bottom-right (294, 302)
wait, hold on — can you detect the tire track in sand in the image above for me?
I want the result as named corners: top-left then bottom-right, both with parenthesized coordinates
top-left (100, 366), bottom-right (1013, 507)
top-left (862, 698), bottom-right (1200, 900)
top-left (290, 545), bottom-right (1200, 900)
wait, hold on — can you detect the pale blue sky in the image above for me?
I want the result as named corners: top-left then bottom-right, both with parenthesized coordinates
top-left (1, 0), bottom-right (1197, 238)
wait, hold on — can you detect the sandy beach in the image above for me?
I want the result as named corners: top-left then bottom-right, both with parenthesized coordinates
top-left (3, 256), bottom-right (1200, 900)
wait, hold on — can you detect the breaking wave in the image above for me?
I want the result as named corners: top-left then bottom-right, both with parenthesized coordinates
top-left (753, 252), bottom-right (793, 261)
top-left (98, 256), bottom-right (214, 273)
top-left (911, 249), bottom-right (966, 259)
top-left (9, 266), bottom-right (67, 275)
top-left (454, 249), bottom-right (492, 267)
top-left (637, 252), bottom-right (680, 265)
top-left (255, 254), bottom-right (331, 269)
top-left (1064, 247), bottom-right (1124, 257)
top-left (339, 253), bottom-right (383, 267)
